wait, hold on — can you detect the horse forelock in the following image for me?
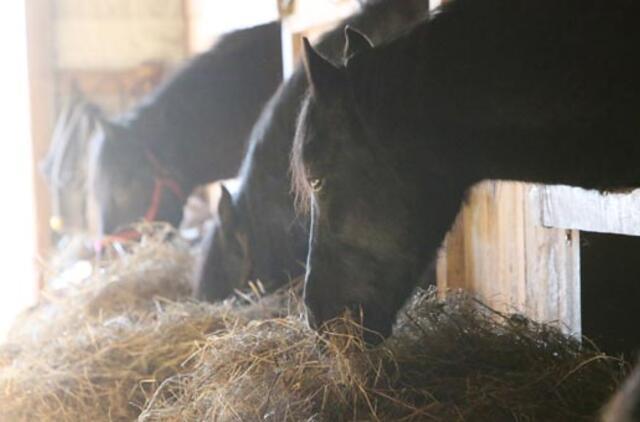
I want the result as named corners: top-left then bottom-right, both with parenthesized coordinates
top-left (290, 64), bottom-right (384, 217)
top-left (290, 94), bottom-right (314, 216)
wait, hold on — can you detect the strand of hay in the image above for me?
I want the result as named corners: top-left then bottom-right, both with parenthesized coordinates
top-left (0, 225), bottom-right (629, 421)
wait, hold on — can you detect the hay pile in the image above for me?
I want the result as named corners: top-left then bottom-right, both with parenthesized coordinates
top-left (0, 227), bottom-right (628, 421)
top-left (137, 291), bottom-right (627, 421)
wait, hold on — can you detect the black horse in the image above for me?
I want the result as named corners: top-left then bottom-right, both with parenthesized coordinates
top-left (89, 21), bottom-right (282, 236)
top-left (292, 0), bottom-right (640, 341)
top-left (195, 0), bottom-right (430, 301)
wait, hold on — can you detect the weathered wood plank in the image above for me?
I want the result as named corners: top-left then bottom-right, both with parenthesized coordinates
top-left (541, 185), bottom-right (640, 236)
top-left (26, 0), bottom-right (56, 291)
top-left (438, 182), bottom-right (525, 313)
top-left (187, 0), bottom-right (278, 54)
top-left (280, 0), bottom-right (359, 34)
top-left (525, 186), bottom-right (581, 335)
top-left (437, 182), bottom-right (581, 335)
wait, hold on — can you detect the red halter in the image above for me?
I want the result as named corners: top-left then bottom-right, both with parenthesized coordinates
top-left (143, 149), bottom-right (186, 220)
top-left (94, 149), bottom-right (186, 253)
top-left (143, 172), bottom-right (185, 221)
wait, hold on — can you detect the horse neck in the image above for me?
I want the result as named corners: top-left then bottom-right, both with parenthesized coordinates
top-left (127, 105), bottom-right (239, 193)
top-left (125, 23), bottom-right (283, 190)
top-left (354, 15), bottom-right (640, 193)
top-left (463, 123), bottom-right (640, 191)
top-left (390, 94), bottom-right (640, 194)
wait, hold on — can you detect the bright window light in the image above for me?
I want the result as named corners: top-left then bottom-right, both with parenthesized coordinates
top-left (188, 0), bottom-right (279, 53)
top-left (0, 1), bottom-right (37, 340)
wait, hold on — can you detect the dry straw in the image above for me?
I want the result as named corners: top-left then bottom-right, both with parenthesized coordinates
top-left (0, 225), bottom-right (628, 421)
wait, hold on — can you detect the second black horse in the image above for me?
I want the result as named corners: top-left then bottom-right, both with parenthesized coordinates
top-left (89, 21), bottom-right (282, 236)
top-left (195, 0), bottom-right (430, 301)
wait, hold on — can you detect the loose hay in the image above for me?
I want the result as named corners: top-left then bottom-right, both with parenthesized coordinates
top-left (0, 226), bottom-right (629, 421)
top-left (8, 224), bottom-right (194, 345)
top-left (138, 291), bottom-right (628, 422)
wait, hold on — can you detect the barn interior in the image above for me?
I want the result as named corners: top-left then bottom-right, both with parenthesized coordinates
top-left (1, 0), bottom-right (639, 420)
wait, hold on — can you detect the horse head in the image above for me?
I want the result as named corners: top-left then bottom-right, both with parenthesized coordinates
top-left (89, 119), bottom-right (186, 238)
top-left (293, 32), bottom-right (441, 343)
top-left (42, 97), bottom-right (103, 236)
top-left (195, 183), bottom-right (252, 301)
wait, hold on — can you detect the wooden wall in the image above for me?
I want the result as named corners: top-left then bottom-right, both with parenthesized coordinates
top-left (54, 0), bottom-right (188, 114)
top-left (437, 182), bottom-right (581, 335)
top-left (55, 0), bottom-right (187, 69)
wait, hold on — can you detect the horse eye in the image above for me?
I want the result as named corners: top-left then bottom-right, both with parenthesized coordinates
top-left (309, 178), bottom-right (324, 192)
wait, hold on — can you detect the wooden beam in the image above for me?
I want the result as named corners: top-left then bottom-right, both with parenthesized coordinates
top-left (181, 0), bottom-right (190, 57)
top-left (541, 185), bottom-right (640, 236)
top-left (524, 185), bottom-right (581, 334)
top-left (25, 0), bottom-right (56, 290)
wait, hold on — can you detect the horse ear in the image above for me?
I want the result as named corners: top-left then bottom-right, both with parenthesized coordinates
top-left (302, 37), bottom-right (343, 97)
top-left (217, 184), bottom-right (235, 230)
top-left (344, 26), bottom-right (373, 58)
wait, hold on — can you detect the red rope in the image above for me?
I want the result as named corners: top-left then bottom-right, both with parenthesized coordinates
top-left (142, 149), bottom-right (186, 220)
top-left (143, 176), bottom-right (185, 222)
top-left (95, 149), bottom-right (186, 253)
top-left (93, 229), bottom-right (141, 254)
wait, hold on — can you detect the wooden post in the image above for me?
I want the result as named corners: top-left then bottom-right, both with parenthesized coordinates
top-left (181, 0), bottom-right (191, 57)
top-left (25, 0), bottom-right (56, 291)
top-left (437, 182), bottom-right (581, 336)
top-left (280, 0), bottom-right (359, 78)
